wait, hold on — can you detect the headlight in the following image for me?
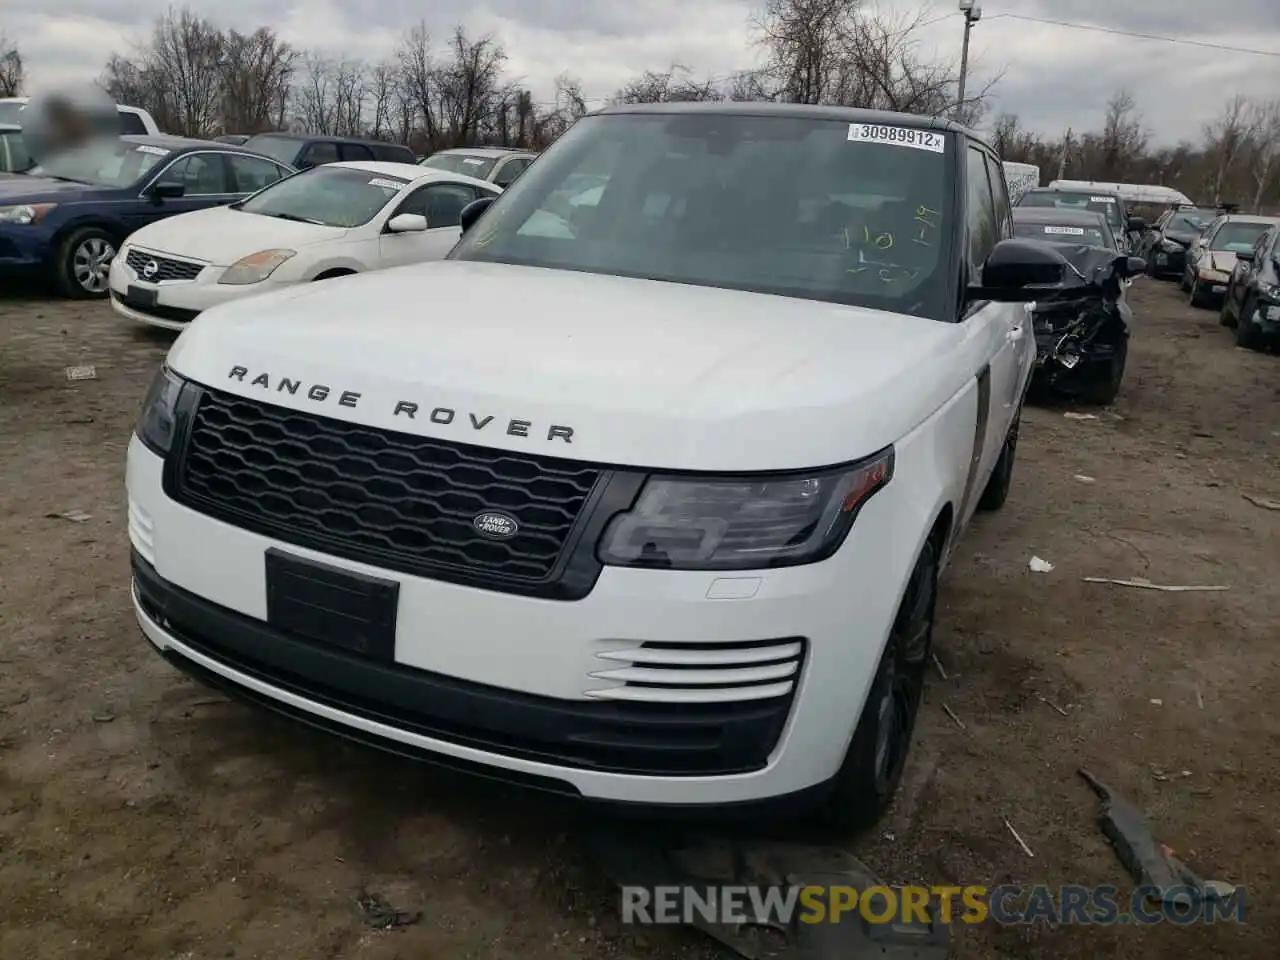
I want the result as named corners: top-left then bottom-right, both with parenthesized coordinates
top-left (1258, 281), bottom-right (1280, 301)
top-left (218, 248), bottom-right (295, 285)
top-left (597, 448), bottom-right (894, 570)
top-left (0, 203), bottom-right (57, 225)
top-left (135, 366), bottom-right (186, 456)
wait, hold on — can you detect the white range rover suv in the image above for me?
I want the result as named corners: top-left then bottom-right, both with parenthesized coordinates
top-left (128, 102), bottom-right (1060, 830)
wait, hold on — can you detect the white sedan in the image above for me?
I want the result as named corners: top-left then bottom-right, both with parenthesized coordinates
top-left (108, 161), bottom-right (502, 330)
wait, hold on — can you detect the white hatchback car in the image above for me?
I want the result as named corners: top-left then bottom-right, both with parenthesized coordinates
top-left (109, 161), bottom-right (502, 330)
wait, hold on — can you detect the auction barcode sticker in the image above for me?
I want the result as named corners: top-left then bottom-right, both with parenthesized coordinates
top-left (1090, 196), bottom-right (1116, 203)
top-left (848, 123), bottom-right (946, 153)
top-left (368, 178), bottom-right (405, 190)
top-left (1044, 226), bottom-right (1086, 235)
top-left (135, 145), bottom-right (170, 157)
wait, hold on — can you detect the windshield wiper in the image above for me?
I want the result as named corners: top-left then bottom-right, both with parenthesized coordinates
top-left (269, 212), bottom-right (325, 225)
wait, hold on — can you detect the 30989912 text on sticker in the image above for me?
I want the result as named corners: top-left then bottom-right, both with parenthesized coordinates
top-left (847, 123), bottom-right (946, 154)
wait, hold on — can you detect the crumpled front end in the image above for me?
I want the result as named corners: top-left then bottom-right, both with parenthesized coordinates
top-left (1030, 295), bottom-right (1128, 397)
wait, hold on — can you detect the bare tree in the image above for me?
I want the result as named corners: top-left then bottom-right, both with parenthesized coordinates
top-left (990, 113), bottom-right (1038, 162)
top-left (0, 32), bottom-right (22, 97)
top-left (614, 65), bottom-right (725, 103)
top-left (1245, 99), bottom-right (1280, 213)
top-left (220, 28), bottom-right (295, 134)
top-left (1202, 95), bottom-right (1252, 204)
top-left (395, 23), bottom-right (440, 148)
top-left (294, 53), bottom-right (338, 134)
top-left (752, 1), bottom-right (997, 120)
top-left (330, 58), bottom-right (368, 136)
top-left (367, 62), bottom-right (397, 139)
top-left (435, 27), bottom-right (508, 145)
top-left (754, 0), bottom-right (852, 104)
top-left (150, 9), bottom-right (226, 136)
top-left (1098, 89), bottom-right (1147, 180)
top-left (727, 69), bottom-right (774, 102)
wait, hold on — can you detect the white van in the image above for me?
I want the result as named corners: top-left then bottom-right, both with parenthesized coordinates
top-left (0, 96), bottom-right (161, 135)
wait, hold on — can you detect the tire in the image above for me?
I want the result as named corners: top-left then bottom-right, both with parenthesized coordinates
top-left (1219, 291), bottom-right (1237, 327)
top-left (1235, 297), bottom-right (1266, 351)
top-left (1079, 336), bottom-right (1128, 406)
top-left (56, 227), bottom-right (117, 299)
top-left (977, 412), bottom-right (1019, 512)
top-left (1188, 279), bottom-right (1208, 308)
top-left (1179, 270), bottom-right (1191, 293)
top-left (817, 536), bottom-right (939, 834)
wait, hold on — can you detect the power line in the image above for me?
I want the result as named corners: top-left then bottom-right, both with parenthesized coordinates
top-left (984, 13), bottom-right (1280, 58)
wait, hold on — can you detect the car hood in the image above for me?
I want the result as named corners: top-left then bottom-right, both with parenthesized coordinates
top-left (0, 176), bottom-right (121, 204)
top-left (1205, 251), bottom-right (1238, 273)
top-left (167, 261), bottom-right (976, 472)
top-left (127, 205), bottom-right (349, 266)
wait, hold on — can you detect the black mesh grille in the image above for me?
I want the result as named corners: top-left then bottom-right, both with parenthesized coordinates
top-left (125, 249), bottom-right (205, 281)
top-left (171, 387), bottom-right (603, 586)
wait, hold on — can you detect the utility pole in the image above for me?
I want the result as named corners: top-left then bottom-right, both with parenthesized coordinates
top-left (956, 1), bottom-right (982, 121)
top-left (1057, 127), bottom-right (1072, 180)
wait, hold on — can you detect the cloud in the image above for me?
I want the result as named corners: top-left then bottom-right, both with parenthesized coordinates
top-left (5, 0), bottom-right (1279, 144)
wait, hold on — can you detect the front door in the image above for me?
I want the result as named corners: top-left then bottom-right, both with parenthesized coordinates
top-left (378, 182), bottom-right (482, 268)
top-left (956, 146), bottom-right (1026, 528)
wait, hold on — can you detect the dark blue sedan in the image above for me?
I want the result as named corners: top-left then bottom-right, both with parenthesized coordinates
top-left (0, 134), bottom-right (294, 298)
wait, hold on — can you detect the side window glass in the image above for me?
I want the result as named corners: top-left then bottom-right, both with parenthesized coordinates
top-left (493, 158), bottom-right (530, 187)
top-left (983, 153), bottom-right (1012, 239)
top-left (395, 185), bottom-right (431, 219)
top-left (159, 153), bottom-right (229, 194)
top-left (339, 142), bottom-right (374, 162)
top-left (300, 141), bottom-right (340, 167)
top-left (117, 111), bottom-right (147, 135)
top-left (420, 183), bottom-right (478, 228)
top-left (965, 146), bottom-right (998, 271)
top-left (229, 154), bottom-right (288, 194)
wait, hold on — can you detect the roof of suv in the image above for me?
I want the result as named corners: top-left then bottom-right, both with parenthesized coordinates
top-left (249, 132), bottom-right (398, 146)
top-left (593, 100), bottom-right (978, 136)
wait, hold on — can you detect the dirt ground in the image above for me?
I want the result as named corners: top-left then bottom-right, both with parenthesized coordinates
top-left (1, 277), bottom-right (1277, 959)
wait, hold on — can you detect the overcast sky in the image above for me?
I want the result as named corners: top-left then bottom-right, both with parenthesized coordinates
top-left (7, 0), bottom-right (1280, 145)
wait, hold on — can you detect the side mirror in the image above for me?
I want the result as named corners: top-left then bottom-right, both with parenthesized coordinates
top-left (1127, 216), bottom-right (1146, 232)
top-left (968, 238), bottom-right (1068, 301)
top-left (459, 196), bottom-right (496, 235)
top-left (1116, 255), bottom-right (1147, 277)
top-left (150, 181), bottom-right (185, 199)
top-left (1235, 248), bottom-right (1255, 263)
top-left (386, 213), bottom-right (428, 233)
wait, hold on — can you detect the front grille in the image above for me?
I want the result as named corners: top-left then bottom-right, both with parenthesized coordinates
top-left (125, 249), bottom-right (205, 281)
top-left (170, 387), bottom-right (604, 591)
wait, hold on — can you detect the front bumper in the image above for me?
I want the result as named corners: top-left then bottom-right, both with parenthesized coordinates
top-left (1148, 246), bottom-right (1186, 276)
top-left (126, 438), bottom-right (907, 808)
top-left (0, 223), bottom-right (54, 277)
top-left (108, 247), bottom-right (288, 330)
top-left (1246, 299), bottom-right (1280, 339)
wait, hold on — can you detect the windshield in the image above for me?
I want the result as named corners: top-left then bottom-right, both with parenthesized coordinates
top-left (0, 128), bottom-right (33, 172)
top-left (27, 139), bottom-right (169, 187)
top-left (1020, 191), bottom-right (1123, 230)
top-left (237, 165), bottom-right (405, 227)
top-left (449, 113), bottom-right (955, 318)
top-left (1209, 222), bottom-right (1272, 252)
top-left (422, 153), bottom-right (498, 178)
top-left (0, 102), bottom-right (23, 125)
top-left (1014, 221), bottom-right (1113, 249)
top-left (240, 135), bottom-right (302, 166)
top-left (1165, 210), bottom-right (1213, 235)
